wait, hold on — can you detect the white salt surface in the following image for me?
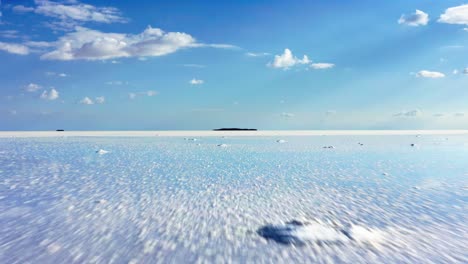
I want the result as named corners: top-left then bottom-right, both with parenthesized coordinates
top-left (0, 134), bottom-right (467, 263)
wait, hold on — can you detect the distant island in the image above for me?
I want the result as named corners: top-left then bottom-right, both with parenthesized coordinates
top-left (213, 128), bottom-right (257, 131)
top-left (56, 129), bottom-right (65, 132)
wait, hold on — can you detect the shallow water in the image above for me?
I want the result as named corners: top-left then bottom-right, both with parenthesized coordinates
top-left (0, 135), bottom-right (467, 263)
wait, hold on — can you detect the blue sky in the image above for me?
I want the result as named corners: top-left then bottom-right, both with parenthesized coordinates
top-left (1, 0), bottom-right (468, 130)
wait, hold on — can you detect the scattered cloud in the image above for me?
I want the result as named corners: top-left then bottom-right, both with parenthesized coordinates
top-left (453, 69), bottom-right (459, 75)
top-left (79, 96), bottom-right (93, 105)
top-left (281, 112), bottom-right (295, 118)
top-left (463, 68), bottom-right (468, 75)
top-left (433, 113), bottom-right (445, 117)
top-left (12, 5), bottom-right (35, 13)
top-left (95, 96), bottom-right (105, 104)
top-left (46, 71), bottom-right (68, 77)
top-left (40, 88), bottom-right (59, 100)
top-left (246, 52), bottom-right (270, 57)
top-left (0, 41), bottom-right (29, 55)
top-left (326, 110), bottom-right (337, 116)
top-left (182, 64), bottom-right (205, 68)
top-left (416, 70), bottom-right (445, 78)
top-left (0, 30), bottom-right (20, 39)
top-left (128, 91), bottom-right (157, 99)
top-left (439, 4), bottom-right (468, 25)
top-left (454, 112), bottom-right (465, 117)
top-left (106, 80), bottom-right (128, 85)
top-left (25, 83), bottom-right (42, 92)
top-left (190, 78), bottom-right (204, 85)
top-left (394, 109), bottom-right (421, 117)
top-left (146, 90), bottom-right (157, 96)
top-left (268, 48), bottom-right (310, 69)
top-left (310, 63), bottom-right (335, 69)
top-left (398, 10), bottom-right (429, 26)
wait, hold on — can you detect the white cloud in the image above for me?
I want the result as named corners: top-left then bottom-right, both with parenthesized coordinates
top-left (246, 52), bottom-right (270, 57)
top-left (268, 48), bottom-right (310, 69)
top-left (310, 63), bottom-right (335, 69)
top-left (394, 109), bottom-right (421, 117)
top-left (79, 96), bottom-right (93, 104)
top-left (454, 112), bottom-right (465, 117)
top-left (40, 88), bottom-right (59, 100)
top-left (40, 26), bottom-right (199, 60)
top-left (46, 71), bottom-right (68, 77)
top-left (453, 69), bottom-right (459, 75)
top-left (398, 10), bottom-right (429, 26)
top-left (463, 68), bottom-right (468, 75)
top-left (128, 93), bottom-right (136, 100)
top-left (25, 83), bottom-right (42, 92)
top-left (0, 30), bottom-right (20, 39)
top-left (281, 112), bottom-right (295, 118)
top-left (416, 70), bottom-right (445, 78)
top-left (0, 41), bottom-right (29, 55)
top-left (190, 78), bottom-right (204, 85)
top-left (95, 96), bottom-right (105, 104)
top-left (12, 5), bottom-right (35, 13)
top-left (182, 64), bottom-right (205, 68)
top-left (13, 0), bottom-right (127, 30)
top-left (106, 80), bottom-right (127, 85)
top-left (439, 4), bottom-right (468, 25)
top-left (433, 113), bottom-right (445, 117)
top-left (146, 90), bottom-right (157, 96)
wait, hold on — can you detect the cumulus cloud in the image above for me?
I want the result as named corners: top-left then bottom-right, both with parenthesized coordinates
top-left (0, 41), bottom-right (29, 55)
top-left (269, 48), bottom-right (310, 69)
top-left (394, 109), bottom-right (421, 117)
top-left (95, 96), bottom-right (105, 104)
top-left (79, 96), bottom-right (93, 104)
top-left (398, 10), bottom-right (429, 26)
top-left (39, 26), bottom-right (229, 60)
top-left (190, 78), bottom-right (204, 85)
top-left (439, 4), bottom-right (468, 25)
top-left (40, 88), bottom-right (59, 100)
top-left (25, 83), bottom-right (42, 92)
top-left (416, 70), bottom-right (445, 78)
top-left (310, 63), bottom-right (335, 69)
top-left (463, 68), bottom-right (468, 75)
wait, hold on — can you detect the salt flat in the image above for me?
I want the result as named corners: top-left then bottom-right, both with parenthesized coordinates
top-left (0, 135), bottom-right (467, 263)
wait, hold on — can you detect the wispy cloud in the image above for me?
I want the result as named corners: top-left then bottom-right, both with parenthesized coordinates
top-left (13, 0), bottom-right (127, 31)
top-left (310, 63), bottom-right (335, 69)
top-left (416, 70), bottom-right (445, 78)
top-left (394, 109), bottom-right (421, 117)
top-left (0, 41), bottom-right (29, 55)
top-left (246, 52), bottom-right (270, 57)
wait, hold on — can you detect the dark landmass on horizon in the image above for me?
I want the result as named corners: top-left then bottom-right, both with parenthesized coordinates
top-left (213, 128), bottom-right (258, 131)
